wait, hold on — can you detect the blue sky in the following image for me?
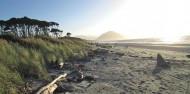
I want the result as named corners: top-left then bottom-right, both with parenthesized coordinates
top-left (1, 0), bottom-right (190, 41)
top-left (0, 0), bottom-right (125, 35)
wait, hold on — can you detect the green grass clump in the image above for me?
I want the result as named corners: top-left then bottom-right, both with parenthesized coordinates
top-left (0, 34), bottom-right (88, 94)
top-left (0, 64), bottom-right (24, 94)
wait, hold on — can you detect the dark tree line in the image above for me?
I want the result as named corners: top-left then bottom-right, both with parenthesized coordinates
top-left (0, 17), bottom-right (63, 37)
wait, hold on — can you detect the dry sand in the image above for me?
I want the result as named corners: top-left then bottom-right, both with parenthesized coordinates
top-left (77, 43), bottom-right (190, 94)
top-left (30, 43), bottom-right (190, 94)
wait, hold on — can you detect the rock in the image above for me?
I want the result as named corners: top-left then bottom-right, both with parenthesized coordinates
top-left (129, 55), bottom-right (139, 58)
top-left (88, 51), bottom-right (95, 59)
top-left (92, 48), bottom-right (109, 54)
top-left (153, 53), bottom-right (170, 74)
top-left (79, 56), bottom-right (91, 62)
top-left (97, 55), bottom-right (101, 57)
top-left (66, 70), bottom-right (84, 82)
top-left (54, 58), bottom-right (64, 69)
top-left (59, 62), bottom-right (64, 69)
top-left (156, 53), bottom-right (170, 68)
top-left (84, 76), bottom-right (96, 83)
top-left (116, 52), bottom-right (125, 57)
top-left (77, 81), bottom-right (91, 88)
top-left (110, 50), bottom-right (114, 53)
top-left (100, 45), bottom-right (112, 48)
top-left (186, 55), bottom-right (190, 58)
top-left (101, 57), bottom-right (105, 61)
top-left (63, 63), bottom-right (74, 70)
top-left (78, 64), bottom-right (85, 70)
top-left (55, 82), bottom-right (75, 93)
top-left (140, 81), bottom-right (145, 85)
top-left (113, 58), bottom-right (119, 60)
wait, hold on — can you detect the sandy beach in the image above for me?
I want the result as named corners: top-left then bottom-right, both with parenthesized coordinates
top-left (74, 43), bottom-right (190, 94)
top-left (1, 1), bottom-right (190, 93)
top-left (29, 43), bottom-right (190, 94)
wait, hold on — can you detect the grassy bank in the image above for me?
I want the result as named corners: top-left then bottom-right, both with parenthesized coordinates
top-left (0, 34), bottom-right (88, 94)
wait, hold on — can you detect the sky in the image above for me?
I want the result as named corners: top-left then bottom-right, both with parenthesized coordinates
top-left (0, 0), bottom-right (190, 40)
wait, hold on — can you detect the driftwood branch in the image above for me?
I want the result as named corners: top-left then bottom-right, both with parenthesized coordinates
top-left (36, 73), bottom-right (67, 94)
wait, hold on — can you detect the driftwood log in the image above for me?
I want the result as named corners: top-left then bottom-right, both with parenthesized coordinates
top-left (36, 73), bottom-right (67, 94)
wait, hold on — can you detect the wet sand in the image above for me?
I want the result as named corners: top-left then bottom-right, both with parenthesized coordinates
top-left (111, 43), bottom-right (190, 53)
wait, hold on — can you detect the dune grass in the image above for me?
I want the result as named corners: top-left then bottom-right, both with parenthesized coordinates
top-left (0, 34), bottom-right (88, 94)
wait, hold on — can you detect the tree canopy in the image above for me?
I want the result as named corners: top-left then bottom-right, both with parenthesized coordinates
top-left (66, 32), bottom-right (71, 37)
top-left (0, 17), bottom-right (62, 38)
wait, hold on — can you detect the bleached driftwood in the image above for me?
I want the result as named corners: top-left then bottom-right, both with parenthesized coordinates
top-left (36, 73), bottom-right (67, 94)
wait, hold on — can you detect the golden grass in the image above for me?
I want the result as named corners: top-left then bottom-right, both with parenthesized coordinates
top-left (0, 34), bottom-right (88, 93)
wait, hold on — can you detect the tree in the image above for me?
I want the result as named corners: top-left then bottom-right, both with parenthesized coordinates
top-left (50, 28), bottom-right (63, 38)
top-left (66, 32), bottom-right (71, 37)
top-left (0, 20), bottom-right (5, 34)
top-left (0, 17), bottom-right (61, 38)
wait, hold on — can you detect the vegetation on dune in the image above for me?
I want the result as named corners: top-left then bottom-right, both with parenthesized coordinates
top-left (0, 34), bottom-right (88, 94)
top-left (0, 17), bottom-right (85, 93)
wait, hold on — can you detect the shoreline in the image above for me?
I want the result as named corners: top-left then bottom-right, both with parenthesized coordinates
top-left (99, 42), bottom-right (190, 53)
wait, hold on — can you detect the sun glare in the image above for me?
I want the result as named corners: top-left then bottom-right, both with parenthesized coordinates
top-left (161, 36), bottom-right (181, 43)
top-left (75, 0), bottom-right (190, 40)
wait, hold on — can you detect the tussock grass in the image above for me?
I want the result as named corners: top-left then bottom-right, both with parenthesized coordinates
top-left (0, 34), bottom-right (88, 94)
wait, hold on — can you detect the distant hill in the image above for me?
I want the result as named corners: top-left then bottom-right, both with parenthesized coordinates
top-left (96, 31), bottom-right (126, 41)
top-left (75, 35), bottom-right (97, 40)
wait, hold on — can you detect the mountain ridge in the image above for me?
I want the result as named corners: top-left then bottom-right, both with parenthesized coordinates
top-left (96, 31), bottom-right (126, 41)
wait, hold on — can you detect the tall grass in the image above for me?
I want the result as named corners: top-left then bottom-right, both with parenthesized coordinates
top-left (0, 34), bottom-right (88, 94)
